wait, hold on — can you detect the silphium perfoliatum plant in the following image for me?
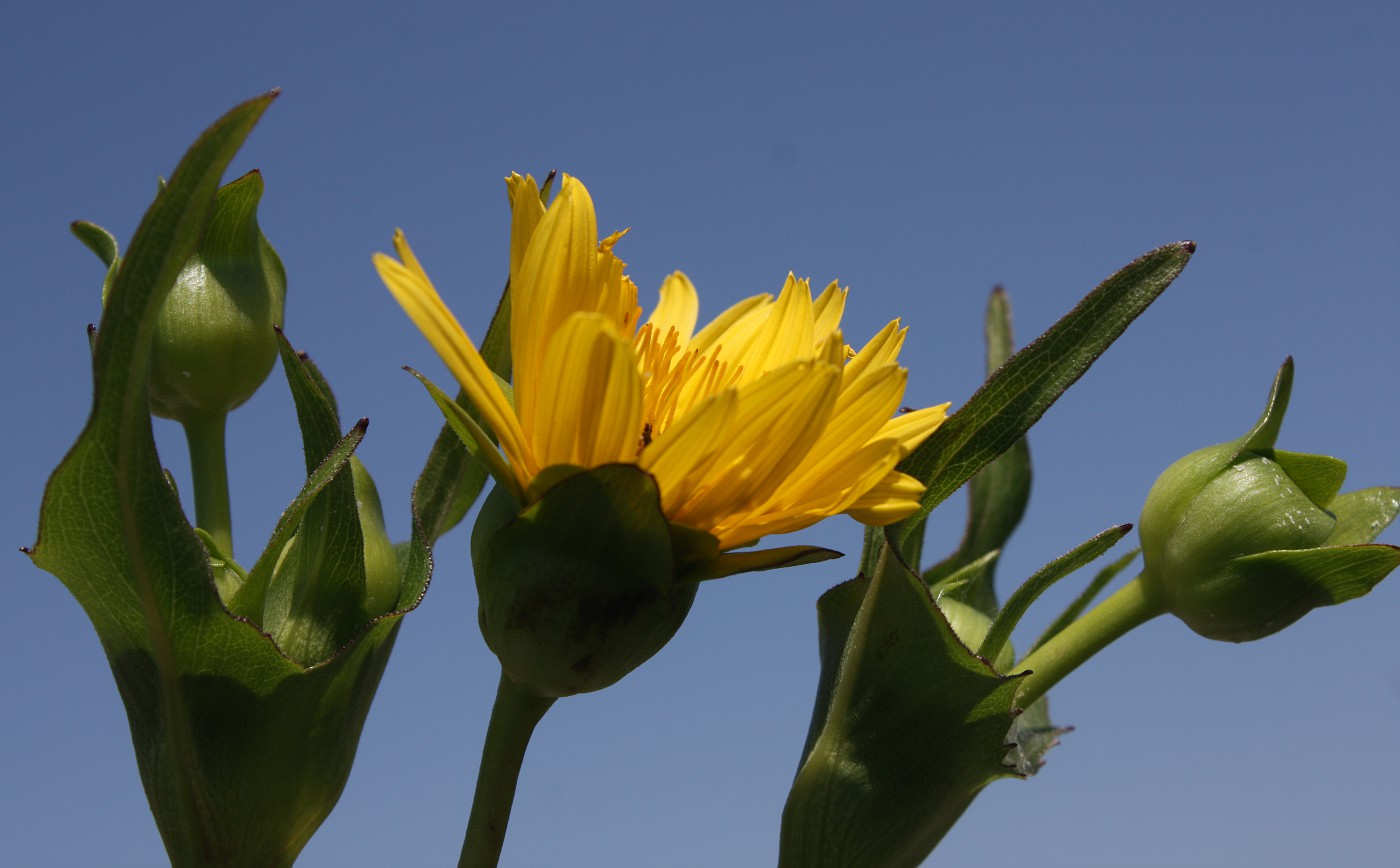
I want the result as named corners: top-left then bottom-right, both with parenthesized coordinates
top-left (25, 93), bottom-right (474, 868)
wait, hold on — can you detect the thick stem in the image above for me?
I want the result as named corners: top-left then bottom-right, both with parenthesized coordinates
top-left (459, 671), bottom-right (556, 868)
top-left (183, 411), bottom-right (234, 557)
top-left (1015, 575), bottom-right (1166, 708)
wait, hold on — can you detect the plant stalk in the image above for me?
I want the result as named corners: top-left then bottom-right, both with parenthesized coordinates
top-left (1015, 575), bottom-right (1166, 707)
top-left (459, 670), bottom-right (556, 868)
top-left (183, 411), bottom-right (234, 557)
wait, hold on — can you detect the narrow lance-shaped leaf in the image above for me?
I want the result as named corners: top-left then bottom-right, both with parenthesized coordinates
top-left (887, 242), bottom-right (1194, 556)
top-left (977, 524), bottom-right (1132, 664)
top-left (890, 287), bottom-right (1032, 610)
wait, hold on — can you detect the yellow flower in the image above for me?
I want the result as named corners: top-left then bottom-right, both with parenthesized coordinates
top-left (374, 174), bottom-right (947, 550)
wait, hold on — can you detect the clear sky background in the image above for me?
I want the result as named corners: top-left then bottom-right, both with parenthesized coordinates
top-left (3, 2), bottom-right (1397, 866)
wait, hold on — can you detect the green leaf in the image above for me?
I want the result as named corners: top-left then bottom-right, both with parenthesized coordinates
top-left (1237, 357), bottom-right (1293, 455)
top-left (1229, 544), bottom-right (1400, 609)
top-left (408, 366), bottom-right (520, 504)
top-left (1269, 449), bottom-right (1347, 508)
top-left (905, 287), bottom-right (1032, 612)
top-left (978, 524), bottom-right (1132, 664)
top-left (683, 545), bottom-right (841, 582)
top-left (71, 219), bottom-right (119, 268)
top-left (780, 561), bottom-right (1022, 867)
top-left (1324, 487), bottom-right (1400, 546)
top-left (886, 242), bottom-right (1194, 555)
top-left (28, 93), bottom-right (429, 866)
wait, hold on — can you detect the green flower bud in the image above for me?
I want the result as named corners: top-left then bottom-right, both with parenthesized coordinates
top-left (938, 597), bottom-right (1015, 672)
top-left (469, 463), bottom-right (839, 698)
top-left (265, 455), bottom-right (402, 665)
top-left (1140, 360), bottom-right (1400, 642)
top-left (147, 169), bottom-right (285, 423)
top-left (470, 464), bottom-right (699, 698)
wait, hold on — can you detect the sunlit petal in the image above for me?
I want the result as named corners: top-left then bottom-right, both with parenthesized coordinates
top-left (646, 272), bottom-right (700, 342)
top-left (374, 232), bottom-right (533, 486)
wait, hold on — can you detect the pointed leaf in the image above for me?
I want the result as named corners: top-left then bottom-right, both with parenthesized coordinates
top-left (887, 242), bottom-right (1194, 554)
top-left (72, 219), bottom-right (119, 268)
top-left (1269, 449), bottom-right (1347, 508)
top-left (683, 545), bottom-right (841, 582)
top-left (903, 287), bottom-right (1032, 611)
top-left (1237, 357), bottom-right (1293, 455)
top-left (409, 366), bottom-right (519, 503)
top-left (1229, 543), bottom-right (1400, 609)
top-left (1324, 487), bottom-right (1400, 546)
top-left (229, 417), bottom-right (366, 619)
top-left (979, 525), bottom-right (1132, 663)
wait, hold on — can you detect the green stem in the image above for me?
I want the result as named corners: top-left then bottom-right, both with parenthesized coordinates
top-left (184, 411), bottom-right (234, 557)
top-left (459, 671), bottom-right (556, 868)
top-left (1015, 575), bottom-right (1166, 707)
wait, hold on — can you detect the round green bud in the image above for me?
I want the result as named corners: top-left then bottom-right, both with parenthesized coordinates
top-left (148, 170), bottom-right (285, 423)
top-left (471, 464), bottom-right (699, 698)
top-left (1138, 361), bottom-right (1400, 643)
top-left (1139, 442), bottom-right (1341, 642)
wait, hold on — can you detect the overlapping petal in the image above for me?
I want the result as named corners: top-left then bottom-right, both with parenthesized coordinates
top-left (378, 173), bottom-right (947, 551)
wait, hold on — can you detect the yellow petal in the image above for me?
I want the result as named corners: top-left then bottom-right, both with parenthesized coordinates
top-left (646, 272), bottom-right (700, 343)
top-left (506, 172), bottom-right (546, 288)
top-left (671, 360), bottom-right (840, 530)
top-left (876, 403), bottom-right (951, 457)
top-left (638, 389), bottom-right (739, 514)
top-left (843, 320), bottom-right (908, 385)
top-left (533, 312), bottom-right (643, 469)
top-left (783, 364), bottom-right (908, 490)
top-left (811, 280), bottom-right (848, 345)
top-left (374, 232), bottom-right (533, 487)
top-left (732, 273), bottom-right (815, 383)
top-left (843, 470), bottom-right (927, 525)
top-left (688, 292), bottom-right (772, 355)
top-left (513, 175), bottom-right (600, 438)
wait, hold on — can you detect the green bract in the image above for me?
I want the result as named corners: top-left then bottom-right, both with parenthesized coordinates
top-left (1139, 359), bottom-right (1400, 642)
top-left (471, 463), bottom-right (839, 698)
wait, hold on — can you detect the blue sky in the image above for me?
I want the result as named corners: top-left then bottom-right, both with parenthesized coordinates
top-left (3, 2), bottom-right (1397, 865)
